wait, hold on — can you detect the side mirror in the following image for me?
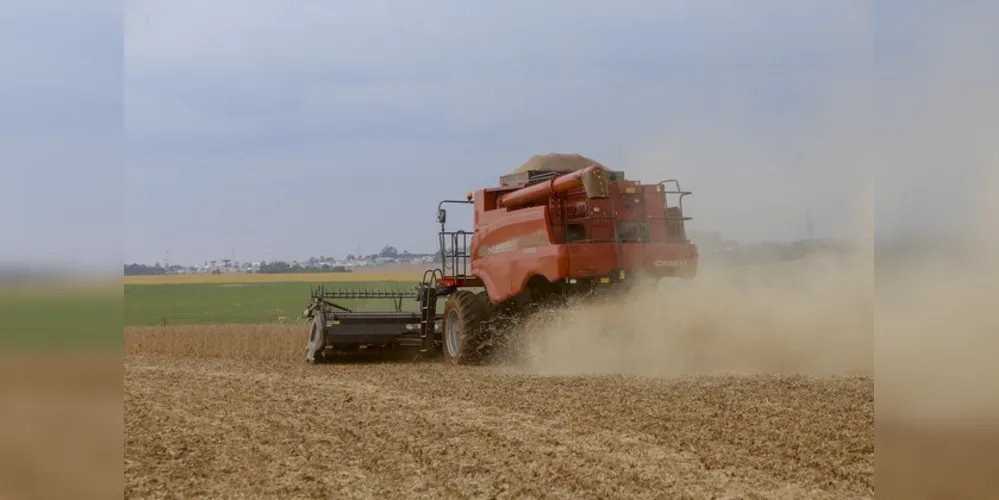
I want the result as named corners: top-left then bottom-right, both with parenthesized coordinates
top-left (437, 208), bottom-right (447, 224)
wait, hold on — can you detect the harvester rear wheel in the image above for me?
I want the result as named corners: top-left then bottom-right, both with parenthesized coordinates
top-left (305, 312), bottom-right (327, 364)
top-left (442, 290), bottom-right (491, 365)
top-left (475, 290), bottom-right (495, 316)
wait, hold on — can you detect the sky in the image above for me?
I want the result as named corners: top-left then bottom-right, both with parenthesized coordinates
top-left (1, 0), bottom-right (120, 270)
top-left (2, 1), bottom-right (996, 268)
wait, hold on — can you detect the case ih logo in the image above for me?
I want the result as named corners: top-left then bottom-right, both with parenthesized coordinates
top-left (478, 231), bottom-right (549, 257)
top-left (478, 239), bottom-right (518, 256)
top-left (652, 259), bottom-right (688, 267)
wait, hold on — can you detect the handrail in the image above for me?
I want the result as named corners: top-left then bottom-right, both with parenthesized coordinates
top-left (658, 179), bottom-right (692, 212)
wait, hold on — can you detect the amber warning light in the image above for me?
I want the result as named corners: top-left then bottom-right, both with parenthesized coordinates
top-left (466, 192), bottom-right (473, 201)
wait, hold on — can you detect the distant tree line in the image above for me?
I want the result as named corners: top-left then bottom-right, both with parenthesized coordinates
top-left (257, 261), bottom-right (351, 274)
top-left (125, 263), bottom-right (169, 276)
top-left (123, 243), bottom-right (446, 277)
top-left (0, 265), bottom-right (69, 283)
top-left (342, 245), bottom-right (437, 262)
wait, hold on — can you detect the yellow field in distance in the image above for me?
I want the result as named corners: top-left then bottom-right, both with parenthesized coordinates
top-left (124, 271), bottom-right (423, 285)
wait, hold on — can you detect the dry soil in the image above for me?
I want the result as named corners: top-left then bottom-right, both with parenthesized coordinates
top-left (123, 243), bottom-right (999, 499)
top-left (124, 324), bottom-right (876, 499)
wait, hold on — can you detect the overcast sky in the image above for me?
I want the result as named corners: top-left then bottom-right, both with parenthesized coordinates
top-left (3, 1), bottom-right (996, 267)
top-left (1, 0), bottom-right (120, 270)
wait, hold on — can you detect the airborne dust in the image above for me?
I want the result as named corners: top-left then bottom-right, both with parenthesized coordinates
top-left (507, 4), bottom-right (999, 431)
top-left (515, 249), bottom-right (874, 379)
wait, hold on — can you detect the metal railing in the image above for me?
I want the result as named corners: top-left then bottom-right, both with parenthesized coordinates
top-left (555, 180), bottom-right (693, 244)
top-left (435, 199), bottom-right (475, 278)
top-left (658, 179), bottom-right (692, 214)
top-left (439, 230), bottom-right (472, 277)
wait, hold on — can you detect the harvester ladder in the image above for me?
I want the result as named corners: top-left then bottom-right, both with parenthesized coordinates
top-left (417, 269), bottom-right (443, 353)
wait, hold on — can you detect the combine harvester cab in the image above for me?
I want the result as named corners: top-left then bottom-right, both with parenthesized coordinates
top-left (303, 153), bottom-right (699, 365)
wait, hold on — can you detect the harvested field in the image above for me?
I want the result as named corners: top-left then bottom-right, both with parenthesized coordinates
top-left (123, 250), bottom-right (999, 499)
top-left (1, 352), bottom-right (122, 500)
top-left (125, 325), bottom-right (875, 499)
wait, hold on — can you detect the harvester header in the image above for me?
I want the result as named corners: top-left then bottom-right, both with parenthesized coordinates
top-left (303, 153), bottom-right (698, 365)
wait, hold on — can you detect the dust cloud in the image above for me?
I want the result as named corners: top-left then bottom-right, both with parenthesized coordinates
top-left (518, 249), bottom-right (873, 379)
top-left (510, 3), bottom-right (999, 428)
top-left (868, 4), bottom-right (998, 427)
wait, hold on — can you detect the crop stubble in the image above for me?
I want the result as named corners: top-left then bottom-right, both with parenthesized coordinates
top-left (125, 325), bottom-right (874, 499)
top-left (124, 244), bottom-right (999, 499)
top-left (1, 353), bottom-right (121, 500)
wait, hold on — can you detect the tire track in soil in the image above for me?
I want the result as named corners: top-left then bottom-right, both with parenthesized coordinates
top-left (392, 368), bottom-right (874, 496)
top-left (126, 356), bottom-right (873, 499)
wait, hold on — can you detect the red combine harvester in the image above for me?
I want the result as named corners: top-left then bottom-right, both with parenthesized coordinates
top-left (303, 155), bottom-right (699, 364)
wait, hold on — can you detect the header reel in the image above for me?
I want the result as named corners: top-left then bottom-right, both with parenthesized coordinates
top-left (302, 283), bottom-right (443, 364)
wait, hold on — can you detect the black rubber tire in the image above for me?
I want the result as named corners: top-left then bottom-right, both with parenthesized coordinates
top-left (305, 312), bottom-right (327, 364)
top-left (475, 290), bottom-right (495, 316)
top-left (442, 290), bottom-right (491, 365)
